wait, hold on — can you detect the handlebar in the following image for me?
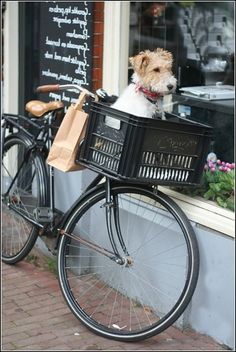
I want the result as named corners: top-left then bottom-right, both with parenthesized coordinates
top-left (36, 84), bottom-right (118, 104)
top-left (36, 84), bottom-right (60, 93)
top-left (36, 84), bottom-right (96, 99)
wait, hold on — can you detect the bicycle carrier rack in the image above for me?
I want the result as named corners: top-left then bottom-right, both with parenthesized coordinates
top-left (3, 113), bottom-right (45, 140)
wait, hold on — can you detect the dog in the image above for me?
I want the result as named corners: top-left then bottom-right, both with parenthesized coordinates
top-left (112, 48), bottom-right (177, 119)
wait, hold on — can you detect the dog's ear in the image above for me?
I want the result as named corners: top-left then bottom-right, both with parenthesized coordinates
top-left (129, 52), bottom-right (150, 73)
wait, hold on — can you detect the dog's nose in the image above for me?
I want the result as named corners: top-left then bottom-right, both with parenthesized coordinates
top-left (167, 84), bottom-right (174, 91)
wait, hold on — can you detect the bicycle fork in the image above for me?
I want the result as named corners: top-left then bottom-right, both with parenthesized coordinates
top-left (103, 178), bottom-right (130, 264)
top-left (60, 178), bottom-right (132, 267)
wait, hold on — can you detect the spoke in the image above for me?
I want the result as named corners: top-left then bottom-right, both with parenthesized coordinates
top-left (2, 162), bottom-right (13, 180)
top-left (131, 272), bottom-right (155, 326)
top-left (11, 214), bottom-right (29, 254)
top-left (73, 225), bottom-right (113, 254)
top-left (108, 278), bottom-right (121, 328)
top-left (142, 260), bottom-right (186, 269)
top-left (129, 266), bottom-right (176, 303)
top-left (130, 221), bottom-right (180, 257)
top-left (88, 270), bottom-right (117, 319)
top-left (65, 265), bottom-right (108, 269)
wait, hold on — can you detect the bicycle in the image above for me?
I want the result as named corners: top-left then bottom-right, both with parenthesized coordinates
top-left (1, 84), bottom-right (212, 342)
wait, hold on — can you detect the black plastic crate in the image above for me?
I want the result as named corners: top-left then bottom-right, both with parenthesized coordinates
top-left (77, 102), bottom-right (213, 186)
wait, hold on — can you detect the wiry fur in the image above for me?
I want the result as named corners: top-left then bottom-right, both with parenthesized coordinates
top-left (112, 48), bottom-right (177, 118)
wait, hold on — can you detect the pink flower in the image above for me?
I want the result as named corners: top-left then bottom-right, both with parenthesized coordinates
top-left (210, 167), bottom-right (216, 172)
top-left (208, 162), bottom-right (214, 168)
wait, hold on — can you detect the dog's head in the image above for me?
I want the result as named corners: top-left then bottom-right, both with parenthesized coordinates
top-left (129, 48), bottom-right (177, 96)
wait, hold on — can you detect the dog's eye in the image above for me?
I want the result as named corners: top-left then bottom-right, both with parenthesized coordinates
top-left (153, 67), bottom-right (160, 73)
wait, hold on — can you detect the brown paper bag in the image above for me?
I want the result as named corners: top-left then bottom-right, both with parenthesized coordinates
top-left (47, 90), bottom-right (89, 172)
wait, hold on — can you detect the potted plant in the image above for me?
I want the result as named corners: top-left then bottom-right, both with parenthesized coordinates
top-left (173, 153), bottom-right (235, 211)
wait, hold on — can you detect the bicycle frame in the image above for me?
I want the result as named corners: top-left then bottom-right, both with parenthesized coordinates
top-left (1, 83), bottom-right (149, 260)
top-left (2, 112), bottom-right (124, 256)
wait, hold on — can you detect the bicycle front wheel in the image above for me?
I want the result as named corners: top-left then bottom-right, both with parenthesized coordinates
top-left (1, 134), bottom-right (47, 264)
top-left (58, 184), bottom-right (199, 341)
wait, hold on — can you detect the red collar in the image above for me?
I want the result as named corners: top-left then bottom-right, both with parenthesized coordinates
top-left (135, 84), bottom-right (163, 101)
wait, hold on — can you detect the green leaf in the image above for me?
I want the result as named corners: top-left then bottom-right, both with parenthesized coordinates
top-left (219, 182), bottom-right (233, 191)
top-left (216, 197), bottom-right (228, 208)
top-left (204, 189), bottom-right (215, 200)
top-left (209, 183), bottom-right (221, 193)
top-left (226, 197), bottom-right (235, 211)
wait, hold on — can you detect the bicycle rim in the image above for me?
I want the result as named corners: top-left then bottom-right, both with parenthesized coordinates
top-left (58, 184), bottom-right (199, 341)
top-left (1, 135), bottom-right (47, 264)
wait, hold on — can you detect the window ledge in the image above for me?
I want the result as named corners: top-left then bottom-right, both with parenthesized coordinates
top-left (159, 186), bottom-right (235, 238)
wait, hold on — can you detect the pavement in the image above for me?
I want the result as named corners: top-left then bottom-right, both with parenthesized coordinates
top-left (2, 249), bottom-right (230, 351)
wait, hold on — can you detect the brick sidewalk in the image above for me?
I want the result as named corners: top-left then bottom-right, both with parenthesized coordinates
top-left (2, 259), bottom-right (228, 351)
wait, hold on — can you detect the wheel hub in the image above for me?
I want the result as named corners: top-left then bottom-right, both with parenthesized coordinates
top-left (122, 256), bottom-right (133, 267)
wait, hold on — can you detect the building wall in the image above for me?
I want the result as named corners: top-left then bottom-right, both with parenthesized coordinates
top-left (92, 2), bottom-right (104, 92)
top-left (188, 225), bottom-right (234, 348)
top-left (2, 2), bottom-right (18, 113)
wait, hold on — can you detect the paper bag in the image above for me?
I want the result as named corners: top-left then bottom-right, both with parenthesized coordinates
top-left (47, 90), bottom-right (88, 172)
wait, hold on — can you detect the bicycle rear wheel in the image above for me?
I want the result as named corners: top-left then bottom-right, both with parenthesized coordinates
top-left (57, 183), bottom-right (199, 341)
top-left (1, 134), bottom-right (47, 264)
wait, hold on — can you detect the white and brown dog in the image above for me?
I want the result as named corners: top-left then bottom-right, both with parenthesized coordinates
top-left (112, 48), bottom-right (177, 119)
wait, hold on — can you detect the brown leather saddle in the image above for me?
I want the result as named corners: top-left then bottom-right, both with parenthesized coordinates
top-left (25, 100), bottom-right (64, 118)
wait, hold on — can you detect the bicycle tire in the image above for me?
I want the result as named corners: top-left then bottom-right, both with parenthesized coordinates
top-left (57, 183), bottom-right (199, 341)
top-left (1, 134), bottom-right (48, 264)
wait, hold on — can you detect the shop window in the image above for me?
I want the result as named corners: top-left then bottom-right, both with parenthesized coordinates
top-left (128, 1), bottom-right (234, 163)
top-left (129, 2), bottom-right (234, 87)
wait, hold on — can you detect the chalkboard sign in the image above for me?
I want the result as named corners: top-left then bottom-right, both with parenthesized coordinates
top-left (38, 1), bottom-right (93, 108)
